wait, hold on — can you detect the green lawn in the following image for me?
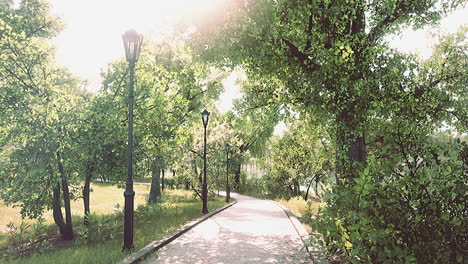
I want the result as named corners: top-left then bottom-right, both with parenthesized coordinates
top-left (0, 183), bottom-right (151, 228)
top-left (0, 185), bottom-right (226, 264)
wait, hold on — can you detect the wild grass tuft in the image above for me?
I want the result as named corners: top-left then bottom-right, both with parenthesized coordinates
top-left (276, 196), bottom-right (323, 233)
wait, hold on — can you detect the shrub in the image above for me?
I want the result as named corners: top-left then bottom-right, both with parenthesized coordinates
top-left (311, 138), bottom-right (467, 263)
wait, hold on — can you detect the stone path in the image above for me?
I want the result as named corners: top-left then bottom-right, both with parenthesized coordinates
top-left (140, 193), bottom-right (312, 264)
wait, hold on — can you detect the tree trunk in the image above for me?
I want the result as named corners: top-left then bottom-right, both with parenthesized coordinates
top-left (293, 179), bottom-right (300, 196)
top-left (57, 152), bottom-right (74, 240)
top-left (83, 164), bottom-right (94, 226)
top-left (161, 169), bottom-right (165, 191)
top-left (234, 163), bottom-right (241, 191)
top-left (52, 181), bottom-right (67, 237)
top-left (191, 156), bottom-right (201, 187)
top-left (335, 110), bottom-right (367, 184)
top-left (148, 165), bottom-right (161, 203)
top-left (304, 178), bottom-right (312, 201)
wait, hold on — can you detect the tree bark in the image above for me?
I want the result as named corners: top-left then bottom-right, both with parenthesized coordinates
top-left (161, 169), bottom-right (165, 191)
top-left (234, 163), bottom-right (241, 191)
top-left (56, 151), bottom-right (74, 240)
top-left (83, 164), bottom-right (94, 226)
top-left (52, 181), bottom-right (67, 237)
top-left (148, 164), bottom-right (161, 203)
top-left (304, 177), bottom-right (313, 201)
top-left (191, 156), bottom-right (201, 187)
top-left (335, 110), bottom-right (367, 184)
top-left (293, 179), bottom-right (300, 196)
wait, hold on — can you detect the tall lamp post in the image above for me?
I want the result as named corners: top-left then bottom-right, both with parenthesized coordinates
top-left (201, 109), bottom-right (210, 214)
top-left (225, 143), bottom-right (231, 203)
top-left (122, 29), bottom-right (143, 251)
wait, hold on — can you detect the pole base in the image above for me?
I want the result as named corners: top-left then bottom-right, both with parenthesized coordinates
top-left (123, 189), bottom-right (135, 250)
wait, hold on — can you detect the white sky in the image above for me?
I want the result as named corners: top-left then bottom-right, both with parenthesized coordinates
top-left (47, 0), bottom-right (466, 126)
top-left (387, 7), bottom-right (467, 59)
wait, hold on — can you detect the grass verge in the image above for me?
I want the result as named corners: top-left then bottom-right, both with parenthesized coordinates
top-left (276, 196), bottom-right (323, 233)
top-left (0, 189), bottom-right (226, 264)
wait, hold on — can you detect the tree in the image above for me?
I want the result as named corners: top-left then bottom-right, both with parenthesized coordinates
top-left (100, 37), bottom-right (224, 203)
top-left (311, 27), bottom-right (467, 263)
top-left (190, 0), bottom-right (464, 182)
top-left (73, 93), bottom-right (127, 225)
top-left (0, 0), bottom-right (61, 126)
top-left (0, 0), bottom-right (83, 240)
top-left (226, 105), bottom-right (278, 191)
top-left (261, 114), bottom-right (334, 199)
top-left (0, 66), bottom-right (86, 241)
top-left (189, 1), bottom-right (467, 262)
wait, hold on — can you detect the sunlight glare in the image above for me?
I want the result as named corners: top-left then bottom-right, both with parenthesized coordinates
top-left (49, 0), bottom-right (226, 91)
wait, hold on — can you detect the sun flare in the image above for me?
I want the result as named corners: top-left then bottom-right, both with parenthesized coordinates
top-left (49, 0), bottom-right (226, 91)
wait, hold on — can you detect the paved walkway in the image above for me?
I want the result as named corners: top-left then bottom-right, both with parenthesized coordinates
top-left (140, 193), bottom-right (312, 264)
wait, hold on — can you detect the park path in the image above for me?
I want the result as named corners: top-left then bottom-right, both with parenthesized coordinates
top-left (140, 193), bottom-right (311, 264)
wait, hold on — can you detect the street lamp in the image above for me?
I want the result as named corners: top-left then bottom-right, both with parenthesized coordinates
top-left (201, 109), bottom-right (210, 214)
top-left (225, 143), bottom-right (231, 203)
top-left (122, 29), bottom-right (143, 251)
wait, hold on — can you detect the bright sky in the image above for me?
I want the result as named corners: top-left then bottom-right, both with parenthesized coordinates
top-left (49, 0), bottom-right (226, 91)
top-left (47, 0), bottom-right (466, 121)
top-left (388, 7), bottom-right (467, 59)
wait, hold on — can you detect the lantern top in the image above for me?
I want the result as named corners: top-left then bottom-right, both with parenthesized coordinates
top-left (122, 29), bottom-right (143, 63)
top-left (225, 143), bottom-right (231, 152)
top-left (201, 109), bottom-right (210, 126)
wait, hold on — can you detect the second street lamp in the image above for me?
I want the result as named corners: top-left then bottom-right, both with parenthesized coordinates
top-left (122, 29), bottom-right (143, 251)
top-left (201, 109), bottom-right (210, 214)
top-left (225, 143), bottom-right (231, 203)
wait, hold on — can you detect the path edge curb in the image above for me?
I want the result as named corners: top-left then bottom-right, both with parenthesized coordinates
top-left (117, 199), bottom-right (238, 264)
top-left (272, 201), bottom-right (330, 264)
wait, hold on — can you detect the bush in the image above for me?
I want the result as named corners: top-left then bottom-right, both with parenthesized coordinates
top-left (311, 138), bottom-right (467, 263)
top-left (239, 177), bottom-right (269, 198)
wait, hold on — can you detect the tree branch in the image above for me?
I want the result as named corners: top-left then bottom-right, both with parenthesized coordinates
top-left (190, 149), bottom-right (203, 159)
top-left (304, 0), bottom-right (313, 51)
top-left (282, 38), bottom-right (320, 72)
top-left (192, 187), bottom-right (202, 200)
top-left (367, 1), bottom-right (406, 43)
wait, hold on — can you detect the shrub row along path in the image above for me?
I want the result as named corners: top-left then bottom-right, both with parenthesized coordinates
top-left (140, 193), bottom-right (311, 264)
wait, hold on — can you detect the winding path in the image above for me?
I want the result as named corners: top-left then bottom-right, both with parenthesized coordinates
top-left (140, 193), bottom-right (312, 264)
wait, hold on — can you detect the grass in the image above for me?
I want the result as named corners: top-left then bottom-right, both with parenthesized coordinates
top-left (0, 183), bottom-right (151, 227)
top-left (0, 187), bottom-right (227, 264)
top-left (276, 196), bottom-right (324, 233)
top-left (276, 196), bottom-right (320, 218)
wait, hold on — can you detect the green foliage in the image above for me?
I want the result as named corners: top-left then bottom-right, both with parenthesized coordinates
top-left (100, 37), bottom-right (226, 202)
top-left (1, 0), bottom-right (466, 262)
top-left (190, 1), bottom-right (467, 262)
top-left (0, 1), bottom-right (86, 242)
top-left (238, 177), bottom-right (269, 198)
top-left (259, 115), bottom-right (334, 199)
top-left (6, 221), bottom-right (30, 246)
top-left (31, 217), bottom-right (46, 237)
top-left (312, 136), bottom-right (467, 263)
top-left (2, 219), bottom-right (54, 258)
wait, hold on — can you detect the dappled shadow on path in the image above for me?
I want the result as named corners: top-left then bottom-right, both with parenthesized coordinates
top-left (141, 194), bottom-right (311, 264)
top-left (146, 229), bottom-right (310, 264)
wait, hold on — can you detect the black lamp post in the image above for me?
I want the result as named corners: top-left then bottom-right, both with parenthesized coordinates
top-left (201, 109), bottom-right (210, 214)
top-left (122, 29), bottom-right (143, 251)
top-left (225, 143), bottom-right (231, 203)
